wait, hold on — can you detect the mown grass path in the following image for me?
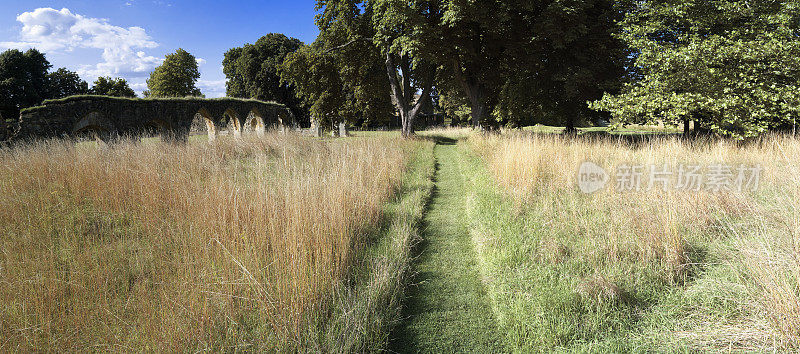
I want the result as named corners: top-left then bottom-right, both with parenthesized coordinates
top-left (390, 138), bottom-right (503, 353)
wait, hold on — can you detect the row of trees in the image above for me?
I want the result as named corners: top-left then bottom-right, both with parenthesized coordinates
top-left (0, 49), bottom-right (136, 119)
top-left (249, 0), bottom-right (794, 139)
top-left (0, 47), bottom-right (205, 122)
top-left (271, 0), bottom-right (629, 137)
top-left (3, 1), bottom-right (796, 139)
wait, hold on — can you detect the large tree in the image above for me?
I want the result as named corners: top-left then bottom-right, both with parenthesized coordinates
top-left (280, 43), bottom-right (350, 128)
top-left (496, 0), bottom-right (629, 131)
top-left (283, 0), bottom-right (435, 137)
top-left (89, 77), bottom-right (136, 98)
top-left (280, 1), bottom-right (398, 131)
top-left (427, 0), bottom-right (628, 130)
top-left (47, 68), bottom-right (88, 99)
top-left (0, 49), bottom-right (51, 118)
top-left (432, 0), bottom-right (506, 128)
top-left (592, 0), bottom-right (800, 138)
top-left (223, 34), bottom-right (305, 120)
top-left (146, 48), bottom-right (202, 97)
top-left (371, 0), bottom-right (440, 137)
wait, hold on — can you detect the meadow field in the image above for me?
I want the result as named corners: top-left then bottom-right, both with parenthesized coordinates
top-left (0, 132), bottom-right (433, 351)
top-left (0, 129), bottom-right (798, 351)
top-left (465, 132), bottom-right (800, 351)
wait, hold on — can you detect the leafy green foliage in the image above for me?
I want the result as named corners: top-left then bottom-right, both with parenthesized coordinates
top-left (280, 2), bottom-right (395, 128)
top-left (494, 0), bottom-right (629, 130)
top-left (592, 0), bottom-right (800, 138)
top-left (47, 68), bottom-right (88, 99)
top-left (364, 0), bottom-right (627, 130)
top-left (146, 48), bottom-right (202, 98)
top-left (0, 49), bottom-right (51, 118)
top-left (223, 34), bottom-right (305, 120)
top-left (89, 77), bottom-right (136, 98)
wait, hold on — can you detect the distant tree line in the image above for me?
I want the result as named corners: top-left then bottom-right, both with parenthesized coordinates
top-left (0, 46), bottom-right (205, 125)
top-left (0, 48), bottom-right (136, 121)
top-left (265, 0), bottom-right (799, 139)
top-left (2, 0), bottom-right (797, 139)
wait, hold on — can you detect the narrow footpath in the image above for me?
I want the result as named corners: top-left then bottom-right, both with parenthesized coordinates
top-left (390, 138), bottom-right (503, 353)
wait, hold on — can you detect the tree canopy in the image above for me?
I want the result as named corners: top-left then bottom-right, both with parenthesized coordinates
top-left (592, 0), bottom-right (800, 138)
top-left (0, 49), bottom-right (51, 118)
top-left (47, 68), bottom-right (88, 100)
top-left (281, 0), bottom-right (437, 136)
top-left (90, 77), bottom-right (137, 98)
top-left (223, 34), bottom-right (306, 121)
top-left (146, 48), bottom-right (202, 98)
top-left (280, 1), bottom-right (395, 130)
top-left (286, 0), bottom-right (629, 136)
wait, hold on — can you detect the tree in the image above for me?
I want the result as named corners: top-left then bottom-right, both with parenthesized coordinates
top-left (146, 48), bottom-right (202, 97)
top-left (280, 40), bottom-right (395, 130)
top-left (424, 0), bottom-right (629, 131)
top-left (592, 0), bottom-right (800, 138)
top-left (371, 0), bottom-right (439, 137)
top-left (47, 68), bottom-right (88, 99)
top-left (223, 34), bottom-right (305, 120)
top-left (280, 43), bottom-right (348, 128)
top-left (430, 0), bottom-right (506, 128)
top-left (0, 49), bottom-right (51, 118)
top-left (295, 0), bottom-right (437, 137)
top-left (89, 77), bottom-right (136, 98)
top-left (280, 1), bottom-right (396, 132)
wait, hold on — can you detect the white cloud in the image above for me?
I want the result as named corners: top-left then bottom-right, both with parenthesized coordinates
top-left (197, 79), bottom-right (226, 98)
top-left (0, 8), bottom-right (162, 78)
top-left (196, 57), bottom-right (206, 66)
top-left (129, 82), bottom-right (148, 91)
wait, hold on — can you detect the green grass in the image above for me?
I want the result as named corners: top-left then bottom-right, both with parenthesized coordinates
top-left (459, 134), bottom-right (793, 351)
top-left (308, 138), bottom-right (437, 351)
top-left (454, 140), bottom-right (625, 350)
top-left (390, 137), bottom-right (504, 352)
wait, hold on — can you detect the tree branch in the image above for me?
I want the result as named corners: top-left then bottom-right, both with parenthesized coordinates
top-left (385, 52), bottom-right (408, 112)
top-left (323, 37), bottom-right (374, 54)
top-left (409, 70), bottom-right (435, 119)
top-left (401, 55), bottom-right (413, 104)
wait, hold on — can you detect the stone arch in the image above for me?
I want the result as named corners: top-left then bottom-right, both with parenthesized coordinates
top-left (192, 108), bottom-right (217, 142)
top-left (277, 109), bottom-right (293, 133)
top-left (141, 118), bottom-right (176, 142)
top-left (72, 111), bottom-right (117, 142)
top-left (244, 109), bottom-right (266, 137)
top-left (224, 108), bottom-right (242, 138)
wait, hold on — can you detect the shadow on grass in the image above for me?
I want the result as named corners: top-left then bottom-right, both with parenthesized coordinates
top-left (388, 157), bottom-right (440, 353)
top-left (416, 135), bottom-right (458, 146)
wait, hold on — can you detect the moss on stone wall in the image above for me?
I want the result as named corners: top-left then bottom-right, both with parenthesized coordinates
top-left (14, 95), bottom-right (294, 141)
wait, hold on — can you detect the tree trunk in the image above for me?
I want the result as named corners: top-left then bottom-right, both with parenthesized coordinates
top-left (385, 52), bottom-right (432, 138)
top-left (452, 59), bottom-right (488, 129)
top-left (467, 84), bottom-right (487, 129)
top-left (683, 119), bottom-right (691, 137)
top-left (564, 111), bottom-right (578, 136)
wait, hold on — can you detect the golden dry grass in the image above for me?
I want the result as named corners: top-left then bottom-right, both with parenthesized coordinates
top-left (0, 133), bottom-right (417, 350)
top-left (468, 132), bottom-right (800, 349)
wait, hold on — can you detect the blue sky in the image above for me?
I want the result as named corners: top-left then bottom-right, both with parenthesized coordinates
top-left (0, 0), bottom-right (320, 97)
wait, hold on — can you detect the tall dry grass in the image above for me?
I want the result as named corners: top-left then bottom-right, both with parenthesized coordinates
top-left (0, 133), bottom-right (416, 350)
top-left (469, 132), bottom-right (800, 348)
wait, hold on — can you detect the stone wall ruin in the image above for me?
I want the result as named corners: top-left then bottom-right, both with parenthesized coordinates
top-left (13, 95), bottom-right (295, 142)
